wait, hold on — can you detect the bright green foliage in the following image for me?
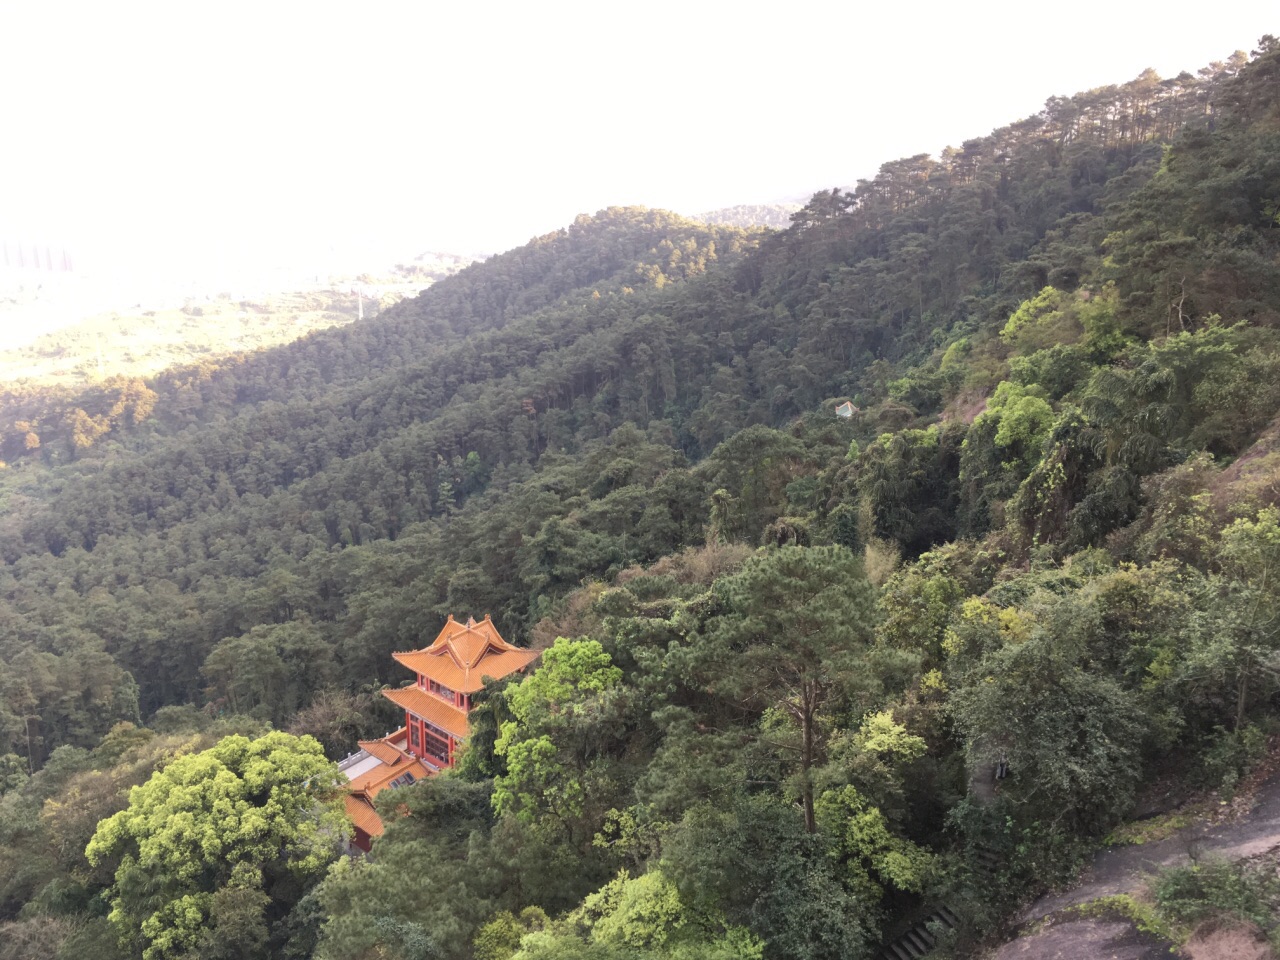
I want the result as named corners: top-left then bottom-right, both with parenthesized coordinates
top-left (852, 711), bottom-right (927, 762)
top-left (878, 548), bottom-right (982, 665)
top-left (963, 379), bottom-right (1058, 534)
top-left (494, 736), bottom-right (566, 818)
top-left (1218, 506), bottom-right (1280, 577)
top-left (1002, 285), bottom-right (1125, 359)
top-left (1077, 287), bottom-right (1127, 359)
top-left (985, 383), bottom-right (1054, 465)
top-left (505, 639), bottom-right (623, 719)
top-left (474, 908), bottom-right (549, 960)
top-left (508, 869), bottom-right (763, 959)
top-left (1001, 286), bottom-right (1069, 351)
top-left (1006, 407), bottom-right (1110, 549)
top-left (959, 381), bottom-right (1056, 538)
top-left (821, 700), bottom-right (945, 850)
top-left (585, 871), bottom-right (690, 948)
top-left (494, 639), bottom-right (630, 845)
top-left (815, 785), bottom-right (936, 902)
top-left (1008, 343), bottom-right (1094, 400)
top-left (85, 732), bottom-right (345, 960)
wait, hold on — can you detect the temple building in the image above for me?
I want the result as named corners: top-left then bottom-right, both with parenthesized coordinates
top-left (338, 614), bottom-right (540, 851)
top-left (338, 730), bottom-right (429, 850)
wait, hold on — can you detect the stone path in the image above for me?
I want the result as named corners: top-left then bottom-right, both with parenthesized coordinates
top-left (878, 771), bottom-right (1280, 959)
top-left (1022, 774), bottom-right (1280, 925)
top-left (985, 774), bottom-right (1280, 959)
top-left (989, 919), bottom-right (1173, 960)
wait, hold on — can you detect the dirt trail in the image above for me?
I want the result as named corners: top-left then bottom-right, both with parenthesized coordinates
top-left (990, 919), bottom-right (1172, 959)
top-left (1022, 774), bottom-right (1280, 924)
top-left (984, 773), bottom-right (1280, 958)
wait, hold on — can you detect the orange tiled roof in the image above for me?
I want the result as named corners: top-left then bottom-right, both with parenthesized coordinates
top-left (345, 730), bottom-right (431, 797)
top-left (358, 739), bottom-right (408, 766)
top-left (391, 615), bottom-right (539, 693)
top-left (383, 727), bottom-right (410, 751)
top-left (383, 684), bottom-right (470, 739)
top-left (346, 760), bottom-right (394, 794)
top-left (345, 793), bottom-right (385, 838)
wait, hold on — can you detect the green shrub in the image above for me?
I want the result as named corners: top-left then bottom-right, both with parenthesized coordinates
top-left (1153, 858), bottom-right (1280, 931)
top-left (1069, 894), bottom-right (1180, 945)
top-left (1197, 724), bottom-right (1268, 799)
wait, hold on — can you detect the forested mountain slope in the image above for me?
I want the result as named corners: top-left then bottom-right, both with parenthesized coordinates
top-left (4, 41), bottom-right (1280, 960)
top-left (694, 203), bottom-right (802, 229)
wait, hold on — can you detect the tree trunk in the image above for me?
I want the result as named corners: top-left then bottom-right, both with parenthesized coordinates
top-left (1236, 665), bottom-right (1249, 732)
top-left (801, 682), bottom-right (817, 833)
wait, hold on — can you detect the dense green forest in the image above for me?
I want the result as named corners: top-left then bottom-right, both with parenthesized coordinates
top-left (3, 40), bottom-right (1280, 959)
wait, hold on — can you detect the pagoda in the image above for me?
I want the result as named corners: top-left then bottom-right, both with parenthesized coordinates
top-left (338, 614), bottom-right (540, 850)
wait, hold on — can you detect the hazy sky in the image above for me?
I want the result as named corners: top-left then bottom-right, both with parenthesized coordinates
top-left (1, 1), bottom-right (1276, 294)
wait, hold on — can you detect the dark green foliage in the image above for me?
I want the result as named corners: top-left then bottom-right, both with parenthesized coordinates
top-left (855, 424), bottom-right (964, 556)
top-left (1105, 56), bottom-right (1280, 334)
top-left (949, 622), bottom-right (1147, 834)
top-left (317, 778), bottom-right (598, 960)
top-left (664, 796), bottom-right (876, 960)
top-left (704, 546), bottom-right (881, 832)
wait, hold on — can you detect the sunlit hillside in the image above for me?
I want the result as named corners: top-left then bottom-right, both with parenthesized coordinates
top-left (0, 252), bottom-right (474, 387)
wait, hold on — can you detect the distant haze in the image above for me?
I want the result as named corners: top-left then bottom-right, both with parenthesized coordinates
top-left (2, 1), bottom-right (1275, 307)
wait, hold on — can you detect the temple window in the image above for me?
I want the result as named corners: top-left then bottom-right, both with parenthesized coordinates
top-left (429, 679), bottom-right (457, 703)
top-left (422, 725), bottom-right (450, 764)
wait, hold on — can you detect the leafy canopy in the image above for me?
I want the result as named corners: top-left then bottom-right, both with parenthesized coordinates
top-left (86, 731), bottom-right (345, 960)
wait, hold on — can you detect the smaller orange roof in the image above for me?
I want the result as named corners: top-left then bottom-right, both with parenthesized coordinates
top-left (344, 728), bottom-right (431, 798)
top-left (347, 753), bottom-right (430, 797)
top-left (383, 685), bottom-right (470, 739)
top-left (345, 793), bottom-right (385, 838)
top-left (358, 740), bottom-right (407, 766)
